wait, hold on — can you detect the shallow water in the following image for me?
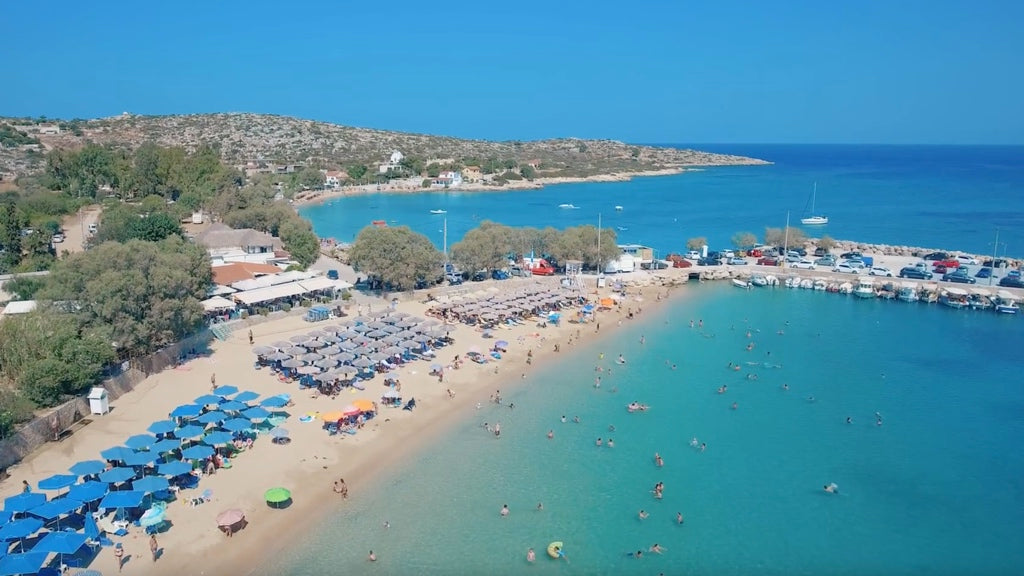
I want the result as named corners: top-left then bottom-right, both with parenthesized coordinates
top-left (261, 284), bottom-right (1024, 576)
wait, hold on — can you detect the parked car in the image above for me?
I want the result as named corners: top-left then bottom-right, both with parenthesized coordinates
top-left (975, 267), bottom-right (993, 279)
top-left (491, 269), bottom-right (510, 280)
top-left (933, 265), bottom-right (948, 274)
top-left (899, 266), bottom-right (933, 280)
top-left (815, 256), bottom-right (836, 267)
top-left (1008, 269), bottom-right (1022, 278)
top-left (757, 256), bottom-right (779, 266)
top-left (943, 270), bottom-right (977, 284)
top-left (982, 258), bottom-right (1009, 268)
top-left (672, 258), bottom-right (692, 268)
top-left (956, 255), bottom-right (979, 265)
top-left (685, 250), bottom-right (701, 260)
top-left (52, 233), bottom-right (65, 243)
top-left (747, 248), bottom-right (763, 258)
top-left (785, 254), bottom-right (802, 263)
top-left (833, 263), bottom-right (862, 274)
top-left (814, 247), bottom-right (831, 257)
top-left (326, 269), bottom-right (339, 280)
top-left (698, 257), bottom-right (722, 266)
top-left (446, 273), bottom-right (464, 285)
top-left (868, 266), bottom-right (894, 277)
top-left (840, 251), bottom-right (863, 261)
top-left (722, 250), bottom-right (736, 259)
top-left (932, 259), bottom-right (960, 270)
top-left (509, 266), bottom-right (530, 278)
top-left (727, 257), bottom-right (747, 266)
top-left (791, 259), bottom-right (816, 270)
top-left (923, 252), bottom-right (950, 261)
top-left (999, 276), bottom-right (1024, 288)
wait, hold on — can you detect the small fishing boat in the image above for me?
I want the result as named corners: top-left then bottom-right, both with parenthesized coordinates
top-left (939, 287), bottom-right (969, 309)
top-left (732, 278), bottom-right (751, 289)
top-left (615, 205), bottom-right (624, 211)
top-left (968, 288), bottom-right (993, 310)
top-left (429, 209), bottom-right (447, 214)
top-left (838, 282), bottom-right (854, 294)
top-left (616, 226), bottom-right (628, 231)
top-left (750, 274), bottom-right (768, 287)
top-left (558, 204), bottom-right (578, 209)
top-left (853, 278), bottom-right (875, 298)
top-left (995, 290), bottom-right (1019, 314)
top-left (813, 278), bottom-right (828, 291)
top-left (897, 282), bottom-right (919, 302)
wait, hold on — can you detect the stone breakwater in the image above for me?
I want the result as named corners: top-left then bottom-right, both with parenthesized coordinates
top-left (801, 239), bottom-right (1021, 267)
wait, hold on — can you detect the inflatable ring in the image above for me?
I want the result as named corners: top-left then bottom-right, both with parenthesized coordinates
top-left (547, 541), bottom-right (563, 559)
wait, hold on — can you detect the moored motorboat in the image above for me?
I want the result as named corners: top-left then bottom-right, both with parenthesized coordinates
top-left (838, 282), bottom-right (854, 294)
top-left (968, 288), bottom-right (993, 310)
top-left (429, 209), bottom-right (447, 214)
top-left (897, 282), bottom-right (920, 302)
top-left (995, 290), bottom-right (1020, 314)
top-left (750, 274), bottom-right (768, 287)
top-left (558, 203), bottom-right (578, 209)
top-left (732, 278), bottom-right (751, 289)
top-left (939, 287), bottom-right (969, 309)
top-left (614, 205), bottom-right (624, 211)
top-left (853, 278), bottom-right (875, 298)
top-left (813, 278), bottom-right (828, 291)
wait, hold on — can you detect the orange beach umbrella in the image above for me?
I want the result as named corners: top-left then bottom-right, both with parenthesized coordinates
top-left (353, 399), bottom-right (374, 412)
top-left (320, 411), bottom-right (345, 422)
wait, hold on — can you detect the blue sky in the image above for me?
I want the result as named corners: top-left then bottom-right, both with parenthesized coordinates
top-left (2, 0), bottom-right (1021, 144)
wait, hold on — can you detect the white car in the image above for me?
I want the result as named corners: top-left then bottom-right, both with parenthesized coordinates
top-left (956, 255), bottom-right (979, 265)
top-left (722, 249), bottom-right (736, 258)
top-left (685, 250), bottom-right (701, 260)
top-left (833, 263), bottom-right (861, 274)
top-left (869, 266), bottom-right (894, 277)
top-left (791, 259), bottom-right (816, 270)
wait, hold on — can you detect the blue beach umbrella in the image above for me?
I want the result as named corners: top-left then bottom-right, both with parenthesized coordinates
top-left (242, 407), bottom-right (271, 420)
top-left (181, 445), bottom-right (214, 461)
top-left (98, 467), bottom-right (135, 484)
top-left (219, 400), bottom-right (247, 412)
top-left (175, 425), bottom-right (206, 439)
top-left (147, 420), bottom-right (178, 435)
top-left (197, 411), bottom-right (227, 424)
top-left (131, 476), bottom-right (169, 494)
top-left (67, 481), bottom-right (108, 503)
top-left (170, 404), bottom-right (202, 419)
top-left (99, 446), bottom-right (133, 462)
top-left (99, 490), bottom-right (145, 511)
top-left (139, 506), bottom-right (166, 528)
top-left (68, 460), bottom-right (106, 477)
top-left (270, 427), bottom-right (289, 439)
top-left (221, 418), bottom-right (252, 433)
top-left (234, 391), bottom-right (260, 403)
top-left (157, 460), bottom-right (192, 477)
top-left (0, 517), bottom-right (43, 540)
top-left (203, 431), bottom-right (233, 446)
top-left (0, 551), bottom-right (48, 576)
top-left (2, 493), bottom-right (45, 513)
top-left (27, 498), bottom-right (83, 525)
top-left (151, 439), bottom-right (181, 454)
top-left (83, 511), bottom-right (100, 539)
top-left (194, 394), bottom-right (222, 406)
top-left (123, 450), bottom-right (159, 467)
top-left (124, 434), bottom-right (157, 450)
top-left (260, 395), bottom-right (289, 408)
top-left (0, 510), bottom-right (11, 525)
top-left (37, 474), bottom-right (77, 492)
top-left (213, 385), bottom-right (239, 397)
top-left (33, 530), bottom-right (88, 556)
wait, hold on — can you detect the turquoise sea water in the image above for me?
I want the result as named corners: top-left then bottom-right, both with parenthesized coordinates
top-left (262, 284), bottom-right (1024, 576)
top-left (299, 145), bottom-right (1024, 257)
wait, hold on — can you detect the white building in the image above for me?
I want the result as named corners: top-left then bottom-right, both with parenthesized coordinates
top-left (378, 150), bottom-right (405, 174)
top-left (323, 170), bottom-right (345, 189)
top-left (431, 170), bottom-right (463, 188)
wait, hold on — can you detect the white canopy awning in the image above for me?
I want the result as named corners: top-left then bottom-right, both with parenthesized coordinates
top-left (233, 282), bottom-right (307, 305)
top-left (299, 276), bottom-right (339, 292)
top-left (201, 296), bottom-right (237, 312)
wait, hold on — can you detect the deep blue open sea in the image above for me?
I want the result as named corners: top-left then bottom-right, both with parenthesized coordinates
top-left (262, 284), bottom-right (1024, 576)
top-left (271, 146), bottom-right (1024, 575)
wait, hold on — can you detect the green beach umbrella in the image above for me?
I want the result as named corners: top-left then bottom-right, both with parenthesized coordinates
top-left (264, 487), bottom-right (291, 506)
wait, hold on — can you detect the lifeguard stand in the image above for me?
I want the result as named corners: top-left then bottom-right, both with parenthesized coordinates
top-left (564, 260), bottom-right (587, 293)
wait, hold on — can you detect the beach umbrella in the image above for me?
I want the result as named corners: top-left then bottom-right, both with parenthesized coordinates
top-left (265, 352), bottom-right (291, 362)
top-left (413, 334), bottom-right (432, 343)
top-left (306, 330), bottom-right (329, 338)
top-left (99, 490), bottom-right (145, 512)
top-left (351, 357), bottom-right (372, 368)
top-left (400, 340), bottom-right (421, 350)
top-left (270, 340), bottom-right (292, 349)
top-left (197, 411), bottom-right (227, 424)
top-left (68, 460), bottom-right (106, 477)
top-left (147, 420), bottom-right (177, 435)
top-left (125, 434), bottom-right (158, 450)
top-left (338, 340), bottom-right (359, 351)
top-left (352, 315), bottom-right (371, 323)
top-left (381, 325), bottom-right (402, 334)
top-left (495, 340), bottom-right (509, 348)
top-left (219, 400), bottom-right (248, 412)
top-left (67, 481), bottom-right (108, 503)
top-left (182, 445), bottom-right (214, 461)
top-left (34, 531), bottom-right (89, 566)
top-left (243, 407), bottom-right (271, 420)
top-left (338, 330), bottom-right (359, 339)
top-left (332, 351), bottom-right (356, 362)
top-left (139, 506), bottom-right (166, 528)
top-left (203, 431), bottom-right (234, 446)
top-left (158, 460), bottom-right (193, 477)
top-left (342, 405), bottom-right (360, 417)
top-left (213, 385), bottom-right (239, 397)
top-left (420, 319), bottom-right (439, 327)
top-left (100, 446), bottom-right (134, 462)
top-left (289, 335), bottom-right (309, 343)
top-left (367, 352), bottom-right (389, 363)
top-left (320, 411), bottom-right (345, 422)
top-left (283, 346), bottom-right (307, 356)
top-left (221, 418), bottom-right (253, 433)
top-left (353, 399), bottom-right (374, 412)
top-left (194, 394), bottom-right (222, 406)
top-left (295, 365), bottom-right (322, 375)
top-left (99, 467), bottom-right (135, 484)
top-left (314, 358), bottom-right (338, 369)
top-left (366, 321), bottom-right (387, 330)
top-left (332, 366), bottom-right (356, 377)
top-left (320, 345), bottom-right (342, 355)
top-left (0, 517), bottom-right (43, 540)
top-left (251, 345), bottom-right (275, 355)
top-left (281, 359), bottom-right (305, 368)
top-left (234, 391), bottom-right (260, 403)
top-left (217, 508), bottom-right (245, 527)
top-left (131, 475), bottom-right (170, 495)
top-left (299, 352), bottom-right (323, 362)
top-left (0, 551), bottom-right (48, 575)
top-left (313, 372), bottom-right (334, 383)
top-left (382, 346), bottom-right (405, 356)
top-left (380, 334), bottom-right (401, 344)
top-left (122, 450), bottom-right (159, 467)
top-left (365, 329), bottom-right (388, 339)
top-left (302, 340), bottom-right (327, 349)
top-left (27, 498), bottom-right (83, 525)
top-left (151, 438), bottom-right (181, 454)
top-left (175, 425), bottom-right (206, 439)
top-left (260, 395), bottom-right (290, 408)
top-left (365, 340), bottom-right (387, 351)
top-left (170, 404), bottom-right (202, 418)
top-left (37, 474), bottom-right (77, 492)
top-left (264, 487), bottom-right (291, 507)
top-left (270, 427), bottom-right (290, 439)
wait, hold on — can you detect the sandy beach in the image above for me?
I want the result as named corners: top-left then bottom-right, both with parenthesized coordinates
top-left (292, 168), bottom-right (686, 208)
top-left (0, 271), bottom-right (687, 575)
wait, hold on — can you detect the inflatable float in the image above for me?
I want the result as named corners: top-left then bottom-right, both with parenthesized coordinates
top-left (547, 541), bottom-right (564, 559)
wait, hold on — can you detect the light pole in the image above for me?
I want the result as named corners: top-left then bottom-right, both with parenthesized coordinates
top-left (989, 228), bottom-right (1006, 286)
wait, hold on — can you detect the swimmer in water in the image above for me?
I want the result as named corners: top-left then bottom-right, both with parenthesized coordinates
top-left (500, 504), bottom-right (510, 516)
top-left (596, 438), bottom-right (603, 446)
top-left (561, 415), bottom-right (567, 423)
top-left (607, 439), bottom-right (614, 448)
top-left (649, 543), bottom-right (665, 554)
top-left (700, 443), bottom-right (707, 452)
top-left (731, 402), bottom-right (738, 410)
top-left (537, 502), bottom-right (543, 511)
top-left (782, 383), bottom-right (789, 391)
top-left (690, 437), bottom-right (699, 448)
top-left (527, 548), bottom-right (536, 562)
top-left (638, 510), bottom-right (649, 520)
top-left (655, 453), bottom-right (664, 467)
top-left (677, 512), bottom-right (684, 524)
top-left (547, 429), bottom-right (554, 439)
top-left (846, 417), bottom-right (852, 424)
top-left (824, 483), bottom-right (838, 494)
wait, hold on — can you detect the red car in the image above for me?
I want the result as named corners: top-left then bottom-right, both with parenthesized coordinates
top-left (757, 256), bottom-right (779, 266)
top-left (933, 259), bottom-right (959, 270)
top-left (747, 248), bottom-right (763, 258)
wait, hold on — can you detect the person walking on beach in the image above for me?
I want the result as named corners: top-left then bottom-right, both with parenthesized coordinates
top-left (21, 480), bottom-right (30, 493)
top-left (210, 372), bottom-right (216, 391)
top-left (150, 534), bottom-right (159, 562)
top-left (248, 329), bottom-right (254, 344)
top-left (114, 542), bottom-right (125, 572)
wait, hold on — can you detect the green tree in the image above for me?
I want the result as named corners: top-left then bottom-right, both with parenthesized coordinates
top-left (731, 232), bottom-right (758, 250)
top-left (817, 235), bottom-right (837, 252)
top-left (520, 165), bottom-right (537, 180)
top-left (0, 202), bottom-right (25, 272)
top-left (3, 275), bottom-right (47, 300)
top-left (686, 237), bottom-right (708, 251)
top-left (293, 167), bottom-right (326, 190)
top-left (421, 179), bottom-right (432, 189)
top-left (550, 225), bottom-right (620, 270)
top-left (279, 219), bottom-right (320, 268)
top-left (347, 164), bottom-right (368, 181)
top-left (425, 163), bottom-right (442, 178)
top-left (348, 226), bottom-right (444, 290)
top-left (764, 226), bottom-right (806, 247)
top-left (451, 221), bottom-right (516, 273)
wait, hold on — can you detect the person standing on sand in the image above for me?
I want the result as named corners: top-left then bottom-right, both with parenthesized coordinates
top-left (150, 534), bottom-right (159, 562)
top-left (114, 542), bottom-right (125, 572)
top-left (210, 373), bottom-right (216, 392)
top-left (248, 329), bottom-right (254, 344)
top-left (21, 480), bottom-right (30, 493)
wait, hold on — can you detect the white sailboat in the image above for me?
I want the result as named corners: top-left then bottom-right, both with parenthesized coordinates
top-left (800, 183), bottom-right (829, 225)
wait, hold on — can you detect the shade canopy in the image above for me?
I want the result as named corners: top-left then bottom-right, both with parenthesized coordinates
top-left (122, 450), bottom-right (159, 467)
top-left (264, 487), bottom-right (291, 503)
top-left (216, 508), bottom-right (245, 527)
top-left (67, 481), bottom-right (108, 503)
top-left (196, 411), bottom-right (227, 424)
top-left (213, 385), bottom-right (239, 396)
top-left (139, 506), bottom-right (166, 528)
top-left (27, 497), bottom-right (83, 520)
top-left (99, 490), bottom-right (145, 510)
top-left (0, 517), bottom-right (43, 540)
top-left (260, 396), bottom-right (289, 408)
top-left (203, 431), bottom-right (233, 446)
top-left (131, 476), bottom-right (170, 494)
top-left (234, 391), bottom-right (260, 403)
top-left (2, 493), bottom-right (46, 513)
top-left (242, 407), bottom-right (270, 420)
top-left (219, 400), bottom-right (248, 412)
top-left (0, 551), bottom-right (48, 576)
top-left (151, 439), bottom-right (182, 453)
top-left (37, 474), bottom-right (77, 491)
top-left (99, 446), bottom-right (133, 462)
top-left (194, 394), bottom-right (223, 406)
top-left (99, 467), bottom-right (136, 484)
top-left (220, 418), bottom-right (252, 433)
top-left (68, 460), bottom-right (107, 477)
top-left (175, 425), bottom-right (206, 439)
top-left (181, 445), bottom-right (214, 460)
top-left (33, 530), bottom-right (88, 554)
top-left (147, 420), bottom-right (178, 435)
top-left (158, 460), bottom-right (193, 477)
top-left (169, 404), bottom-right (202, 418)
top-left (124, 434), bottom-right (157, 450)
